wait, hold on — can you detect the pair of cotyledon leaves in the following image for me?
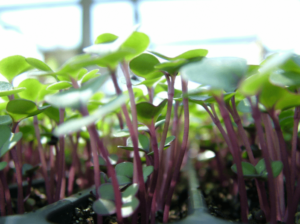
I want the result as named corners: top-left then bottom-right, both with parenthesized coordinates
top-left (182, 51), bottom-right (300, 111)
top-left (0, 116), bottom-right (23, 171)
top-left (93, 161), bottom-right (153, 217)
top-left (231, 158), bottom-right (283, 180)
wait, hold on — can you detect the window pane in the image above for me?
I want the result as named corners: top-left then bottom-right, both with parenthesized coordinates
top-left (0, 0), bottom-right (79, 7)
top-left (91, 2), bottom-right (134, 43)
top-left (0, 5), bottom-right (82, 50)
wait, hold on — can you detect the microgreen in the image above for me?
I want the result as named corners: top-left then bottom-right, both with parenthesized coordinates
top-left (0, 26), bottom-right (299, 224)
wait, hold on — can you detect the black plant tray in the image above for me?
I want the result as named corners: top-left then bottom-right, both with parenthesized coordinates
top-left (0, 161), bottom-right (236, 224)
top-left (0, 187), bottom-right (94, 224)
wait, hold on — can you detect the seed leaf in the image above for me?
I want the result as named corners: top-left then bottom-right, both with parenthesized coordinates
top-left (0, 55), bottom-right (33, 82)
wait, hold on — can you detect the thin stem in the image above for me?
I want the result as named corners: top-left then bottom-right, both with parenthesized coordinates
top-left (229, 97), bottom-right (255, 164)
top-left (163, 78), bottom-right (189, 223)
top-left (0, 171), bottom-right (12, 215)
top-left (159, 101), bottom-right (180, 210)
top-left (249, 97), bottom-right (277, 223)
top-left (269, 109), bottom-right (293, 213)
top-left (10, 122), bottom-right (24, 214)
top-left (114, 67), bottom-right (148, 223)
top-left (215, 96), bottom-right (248, 223)
top-left (55, 108), bottom-right (66, 202)
top-left (262, 113), bottom-right (285, 220)
top-left (89, 126), bottom-right (123, 224)
top-left (0, 174), bottom-right (6, 216)
top-left (149, 122), bottom-right (159, 224)
top-left (291, 106), bottom-right (300, 191)
top-left (33, 116), bottom-right (52, 204)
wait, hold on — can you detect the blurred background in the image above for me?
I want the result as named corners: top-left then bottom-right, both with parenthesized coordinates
top-left (1, 0), bottom-right (300, 69)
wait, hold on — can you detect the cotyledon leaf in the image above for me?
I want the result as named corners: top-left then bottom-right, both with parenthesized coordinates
top-left (53, 94), bottom-right (128, 136)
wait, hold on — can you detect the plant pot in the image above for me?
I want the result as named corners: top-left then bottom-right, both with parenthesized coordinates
top-left (0, 160), bottom-right (235, 224)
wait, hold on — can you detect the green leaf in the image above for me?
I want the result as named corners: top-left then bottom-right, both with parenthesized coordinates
top-left (113, 175), bottom-right (132, 186)
top-left (121, 32), bottom-right (150, 61)
top-left (80, 69), bottom-right (99, 84)
top-left (93, 198), bottom-right (116, 215)
top-left (22, 164), bottom-right (39, 177)
top-left (0, 55), bottom-right (32, 82)
top-left (84, 24), bottom-right (140, 56)
top-left (0, 81), bottom-right (26, 96)
top-left (129, 53), bottom-right (163, 79)
top-left (281, 54), bottom-right (300, 73)
top-left (122, 183), bottom-right (139, 202)
top-left (53, 94), bottom-right (128, 136)
top-left (97, 154), bottom-right (118, 166)
top-left (113, 120), bottom-right (165, 138)
top-left (239, 72), bottom-right (269, 96)
top-left (121, 197), bottom-right (139, 218)
top-left (155, 59), bottom-right (187, 74)
top-left (136, 99), bottom-right (167, 125)
top-left (118, 134), bottom-right (150, 152)
top-left (45, 74), bottom-right (109, 109)
top-left (142, 165), bottom-right (153, 182)
top-left (0, 125), bottom-right (12, 149)
top-left (0, 161), bottom-right (7, 171)
top-left (0, 115), bottom-right (12, 126)
top-left (6, 99), bottom-right (50, 122)
top-left (95, 33), bottom-right (118, 44)
top-left (42, 103), bottom-right (60, 123)
top-left (172, 49), bottom-right (208, 60)
top-left (115, 162), bottom-right (133, 179)
top-left (98, 183), bottom-right (115, 200)
top-left (269, 70), bottom-right (300, 88)
top-left (160, 135), bottom-right (176, 148)
top-left (100, 172), bottom-right (108, 183)
top-left (46, 81), bottom-right (72, 91)
top-left (181, 57), bottom-right (247, 92)
top-left (149, 49), bottom-right (208, 61)
top-left (231, 162), bottom-right (258, 178)
top-left (26, 58), bottom-right (52, 72)
top-left (255, 159), bottom-right (283, 178)
top-left (259, 81), bottom-right (300, 110)
top-left (0, 132), bottom-right (22, 157)
top-left (259, 51), bottom-right (294, 75)
top-left (18, 78), bottom-right (44, 101)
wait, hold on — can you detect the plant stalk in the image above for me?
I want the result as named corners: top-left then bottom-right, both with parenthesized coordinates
top-left (163, 78), bottom-right (189, 223)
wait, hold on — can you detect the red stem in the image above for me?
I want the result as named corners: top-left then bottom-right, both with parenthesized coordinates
top-left (249, 98), bottom-right (277, 223)
top-left (112, 67), bottom-right (148, 223)
top-left (0, 171), bottom-right (12, 215)
top-left (33, 116), bottom-right (52, 204)
top-left (55, 108), bottom-right (66, 202)
top-left (163, 78), bottom-right (189, 223)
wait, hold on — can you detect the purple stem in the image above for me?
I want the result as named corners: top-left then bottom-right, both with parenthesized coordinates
top-left (249, 97), bottom-right (277, 223)
top-left (55, 108), bottom-right (66, 202)
top-left (229, 98), bottom-right (271, 218)
top-left (291, 106), bottom-right (300, 191)
top-left (268, 109), bottom-right (293, 213)
top-left (33, 116), bottom-right (52, 204)
top-left (149, 122), bottom-right (159, 224)
top-left (147, 86), bottom-right (154, 103)
top-left (0, 171), bottom-right (12, 215)
top-left (163, 78), bottom-right (189, 223)
top-left (287, 176), bottom-right (300, 223)
top-left (113, 67), bottom-right (148, 223)
top-left (214, 96), bottom-right (248, 223)
top-left (262, 113), bottom-right (285, 220)
top-left (89, 125), bottom-right (123, 224)
top-left (155, 75), bottom-right (175, 209)
top-left (0, 173), bottom-right (6, 216)
top-left (10, 122), bottom-right (24, 214)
